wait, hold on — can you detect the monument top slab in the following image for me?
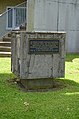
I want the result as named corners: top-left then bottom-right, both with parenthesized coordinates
top-left (12, 31), bottom-right (66, 34)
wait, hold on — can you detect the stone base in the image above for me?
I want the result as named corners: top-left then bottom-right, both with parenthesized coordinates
top-left (20, 78), bottom-right (55, 91)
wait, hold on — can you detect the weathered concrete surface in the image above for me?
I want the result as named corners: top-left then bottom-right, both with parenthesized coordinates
top-left (27, 0), bottom-right (79, 53)
top-left (11, 31), bottom-right (66, 80)
top-left (27, 0), bottom-right (35, 32)
top-left (20, 78), bottom-right (56, 90)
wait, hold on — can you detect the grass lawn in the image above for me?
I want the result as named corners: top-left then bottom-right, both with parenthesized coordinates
top-left (0, 54), bottom-right (79, 119)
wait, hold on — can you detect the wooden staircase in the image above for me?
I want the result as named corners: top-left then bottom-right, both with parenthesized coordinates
top-left (0, 24), bottom-right (26, 57)
top-left (0, 35), bottom-right (11, 57)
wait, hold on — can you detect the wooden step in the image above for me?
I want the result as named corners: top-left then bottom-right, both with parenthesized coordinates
top-left (3, 37), bottom-right (11, 42)
top-left (0, 33), bottom-right (11, 57)
top-left (0, 46), bottom-right (11, 52)
top-left (0, 42), bottom-right (11, 47)
top-left (0, 52), bottom-right (11, 57)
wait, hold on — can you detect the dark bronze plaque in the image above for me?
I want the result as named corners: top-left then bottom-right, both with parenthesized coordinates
top-left (29, 39), bottom-right (59, 54)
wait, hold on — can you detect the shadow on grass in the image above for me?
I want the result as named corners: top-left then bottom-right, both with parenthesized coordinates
top-left (15, 78), bottom-right (79, 92)
top-left (58, 78), bottom-right (79, 87)
top-left (0, 73), bottom-right (14, 79)
top-left (66, 53), bottom-right (79, 62)
top-left (0, 73), bottom-right (16, 85)
top-left (0, 73), bottom-right (79, 92)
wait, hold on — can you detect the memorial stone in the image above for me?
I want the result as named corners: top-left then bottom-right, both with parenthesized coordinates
top-left (11, 31), bottom-right (66, 90)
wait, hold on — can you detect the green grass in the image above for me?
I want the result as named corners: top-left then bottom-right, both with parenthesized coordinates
top-left (0, 54), bottom-right (79, 119)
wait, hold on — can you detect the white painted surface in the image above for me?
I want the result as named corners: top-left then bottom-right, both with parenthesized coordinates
top-left (27, 0), bottom-right (79, 53)
top-left (34, 0), bottom-right (58, 31)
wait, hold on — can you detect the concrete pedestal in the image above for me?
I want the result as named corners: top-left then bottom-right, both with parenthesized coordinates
top-left (20, 78), bottom-right (57, 90)
top-left (11, 31), bottom-right (66, 90)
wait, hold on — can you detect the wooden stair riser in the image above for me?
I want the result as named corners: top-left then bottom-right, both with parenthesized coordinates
top-left (0, 42), bottom-right (11, 47)
top-left (3, 37), bottom-right (11, 42)
top-left (0, 47), bottom-right (11, 52)
top-left (0, 53), bottom-right (11, 57)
